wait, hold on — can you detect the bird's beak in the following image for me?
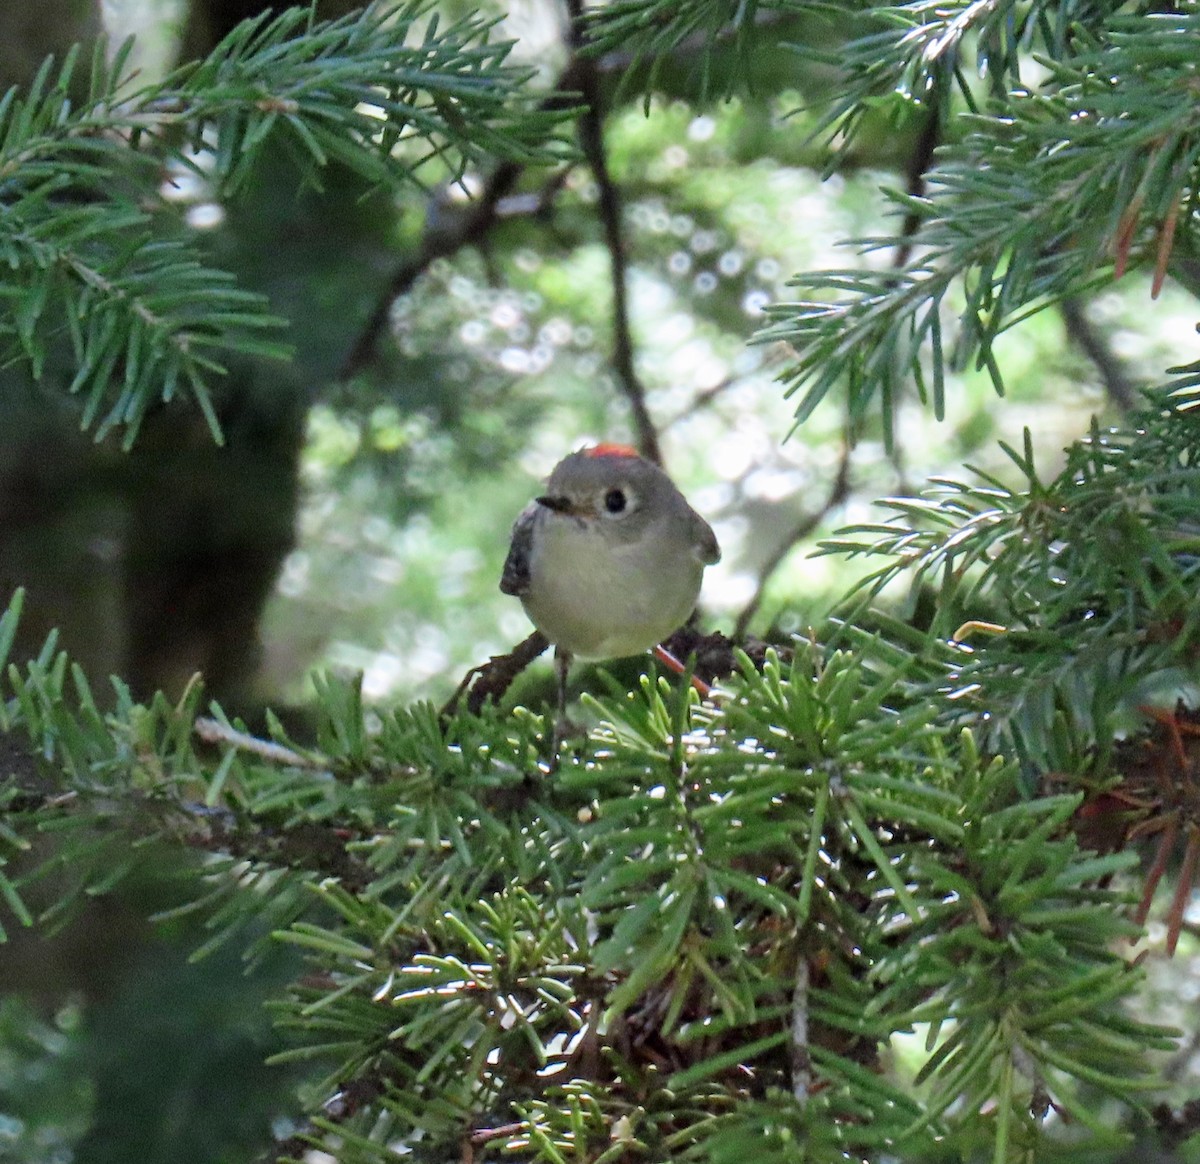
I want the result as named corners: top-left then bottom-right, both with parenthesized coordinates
top-left (536, 494), bottom-right (574, 514)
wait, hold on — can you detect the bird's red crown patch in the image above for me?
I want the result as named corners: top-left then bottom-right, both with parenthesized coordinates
top-left (584, 443), bottom-right (639, 459)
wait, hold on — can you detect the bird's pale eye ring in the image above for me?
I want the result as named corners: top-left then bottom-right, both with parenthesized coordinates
top-left (603, 487), bottom-right (629, 515)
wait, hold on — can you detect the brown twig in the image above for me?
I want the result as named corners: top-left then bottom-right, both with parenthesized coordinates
top-left (1152, 193), bottom-right (1182, 300)
top-left (1134, 812), bottom-right (1179, 927)
top-left (469, 1122), bottom-right (526, 1147)
top-left (1166, 824), bottom-right (1200, 956)
top-left (566, 0), bottom-right (662, 466)
top-left (1102, 703), bottom-right (1200, 953)
top-left (732, 445), bottom-right (852, 640)
top-left (1113, 196), bottom-right (1142, 281)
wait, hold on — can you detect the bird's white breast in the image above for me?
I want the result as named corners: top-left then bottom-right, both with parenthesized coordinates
top-left (521, 512), bottom-right (704, 659)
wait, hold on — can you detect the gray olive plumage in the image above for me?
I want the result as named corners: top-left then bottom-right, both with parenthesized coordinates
top-left (501, 446), bottom-right (720, 660)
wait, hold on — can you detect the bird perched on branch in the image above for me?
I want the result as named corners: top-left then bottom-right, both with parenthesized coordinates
top-left (501, 444), bottom-right (720, 763)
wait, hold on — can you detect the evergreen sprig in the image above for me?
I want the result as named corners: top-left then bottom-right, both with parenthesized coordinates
top-left (824, 387), bottom-right (1200, 767)
top-left (761, 6), bottom-right (1200, 437)
top-left (0, 578), bottom-right (1175, 1161)
top-left (0, 2), bottom-right (570, 446)
top-left (579, 0), bottom-right (809, 99)
top-left (795, 0), bottom-right (1127, 149)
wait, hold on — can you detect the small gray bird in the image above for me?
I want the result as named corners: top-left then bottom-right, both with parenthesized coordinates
top-left (501, 444), bottom-right (720, 759)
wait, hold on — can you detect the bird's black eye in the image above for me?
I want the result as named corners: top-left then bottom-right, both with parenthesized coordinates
top-left (604, 488), bottom-right (627, 514)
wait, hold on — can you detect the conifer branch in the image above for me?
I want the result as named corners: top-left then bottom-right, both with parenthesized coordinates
top-left (0, 1), bottom-right (571, 445)
top-left (6, 0), bottom-right (1200, 1156)
top-left (580, 0), bottom-right (811, 99)
top-left (763, 10), bottom-right (1200, 435)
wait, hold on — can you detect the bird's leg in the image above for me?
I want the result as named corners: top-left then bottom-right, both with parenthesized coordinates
top-left (653, 643), bottom-right (713, 699)
top-left (549, 646), bottom-right (573, 771)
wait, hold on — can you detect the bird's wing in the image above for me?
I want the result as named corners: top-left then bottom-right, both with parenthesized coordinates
top-left (500, 504), bottom-right (538, 596)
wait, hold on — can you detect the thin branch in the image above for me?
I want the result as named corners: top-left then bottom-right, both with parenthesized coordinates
top-left (340, 159), bottom-right (531, 379)
top-left (732, 444), bottom-right (852, 640)
top-left (340, 9), bottom-right (797, 454)
top-left (567, 0), bottom-right (662, 466)
top-left (339, 59), bottom-right (587, 381)
top-left (2, 743), bottom-right (374, 889)
top-left (194, 715), bottom-right (323, 768)
top-left (892, 106), bottom-right (942, 273)
top-left (791, 955), bottom-right (810, 1105)
top-left (885, 107), bottom-right (940, 481)
top-left (661, 348), bottom-right (791, 431)
top-left (469, 1122), bottom-right (527, 1146)
top-left (1059, 296), bottom-right (1139, 411)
